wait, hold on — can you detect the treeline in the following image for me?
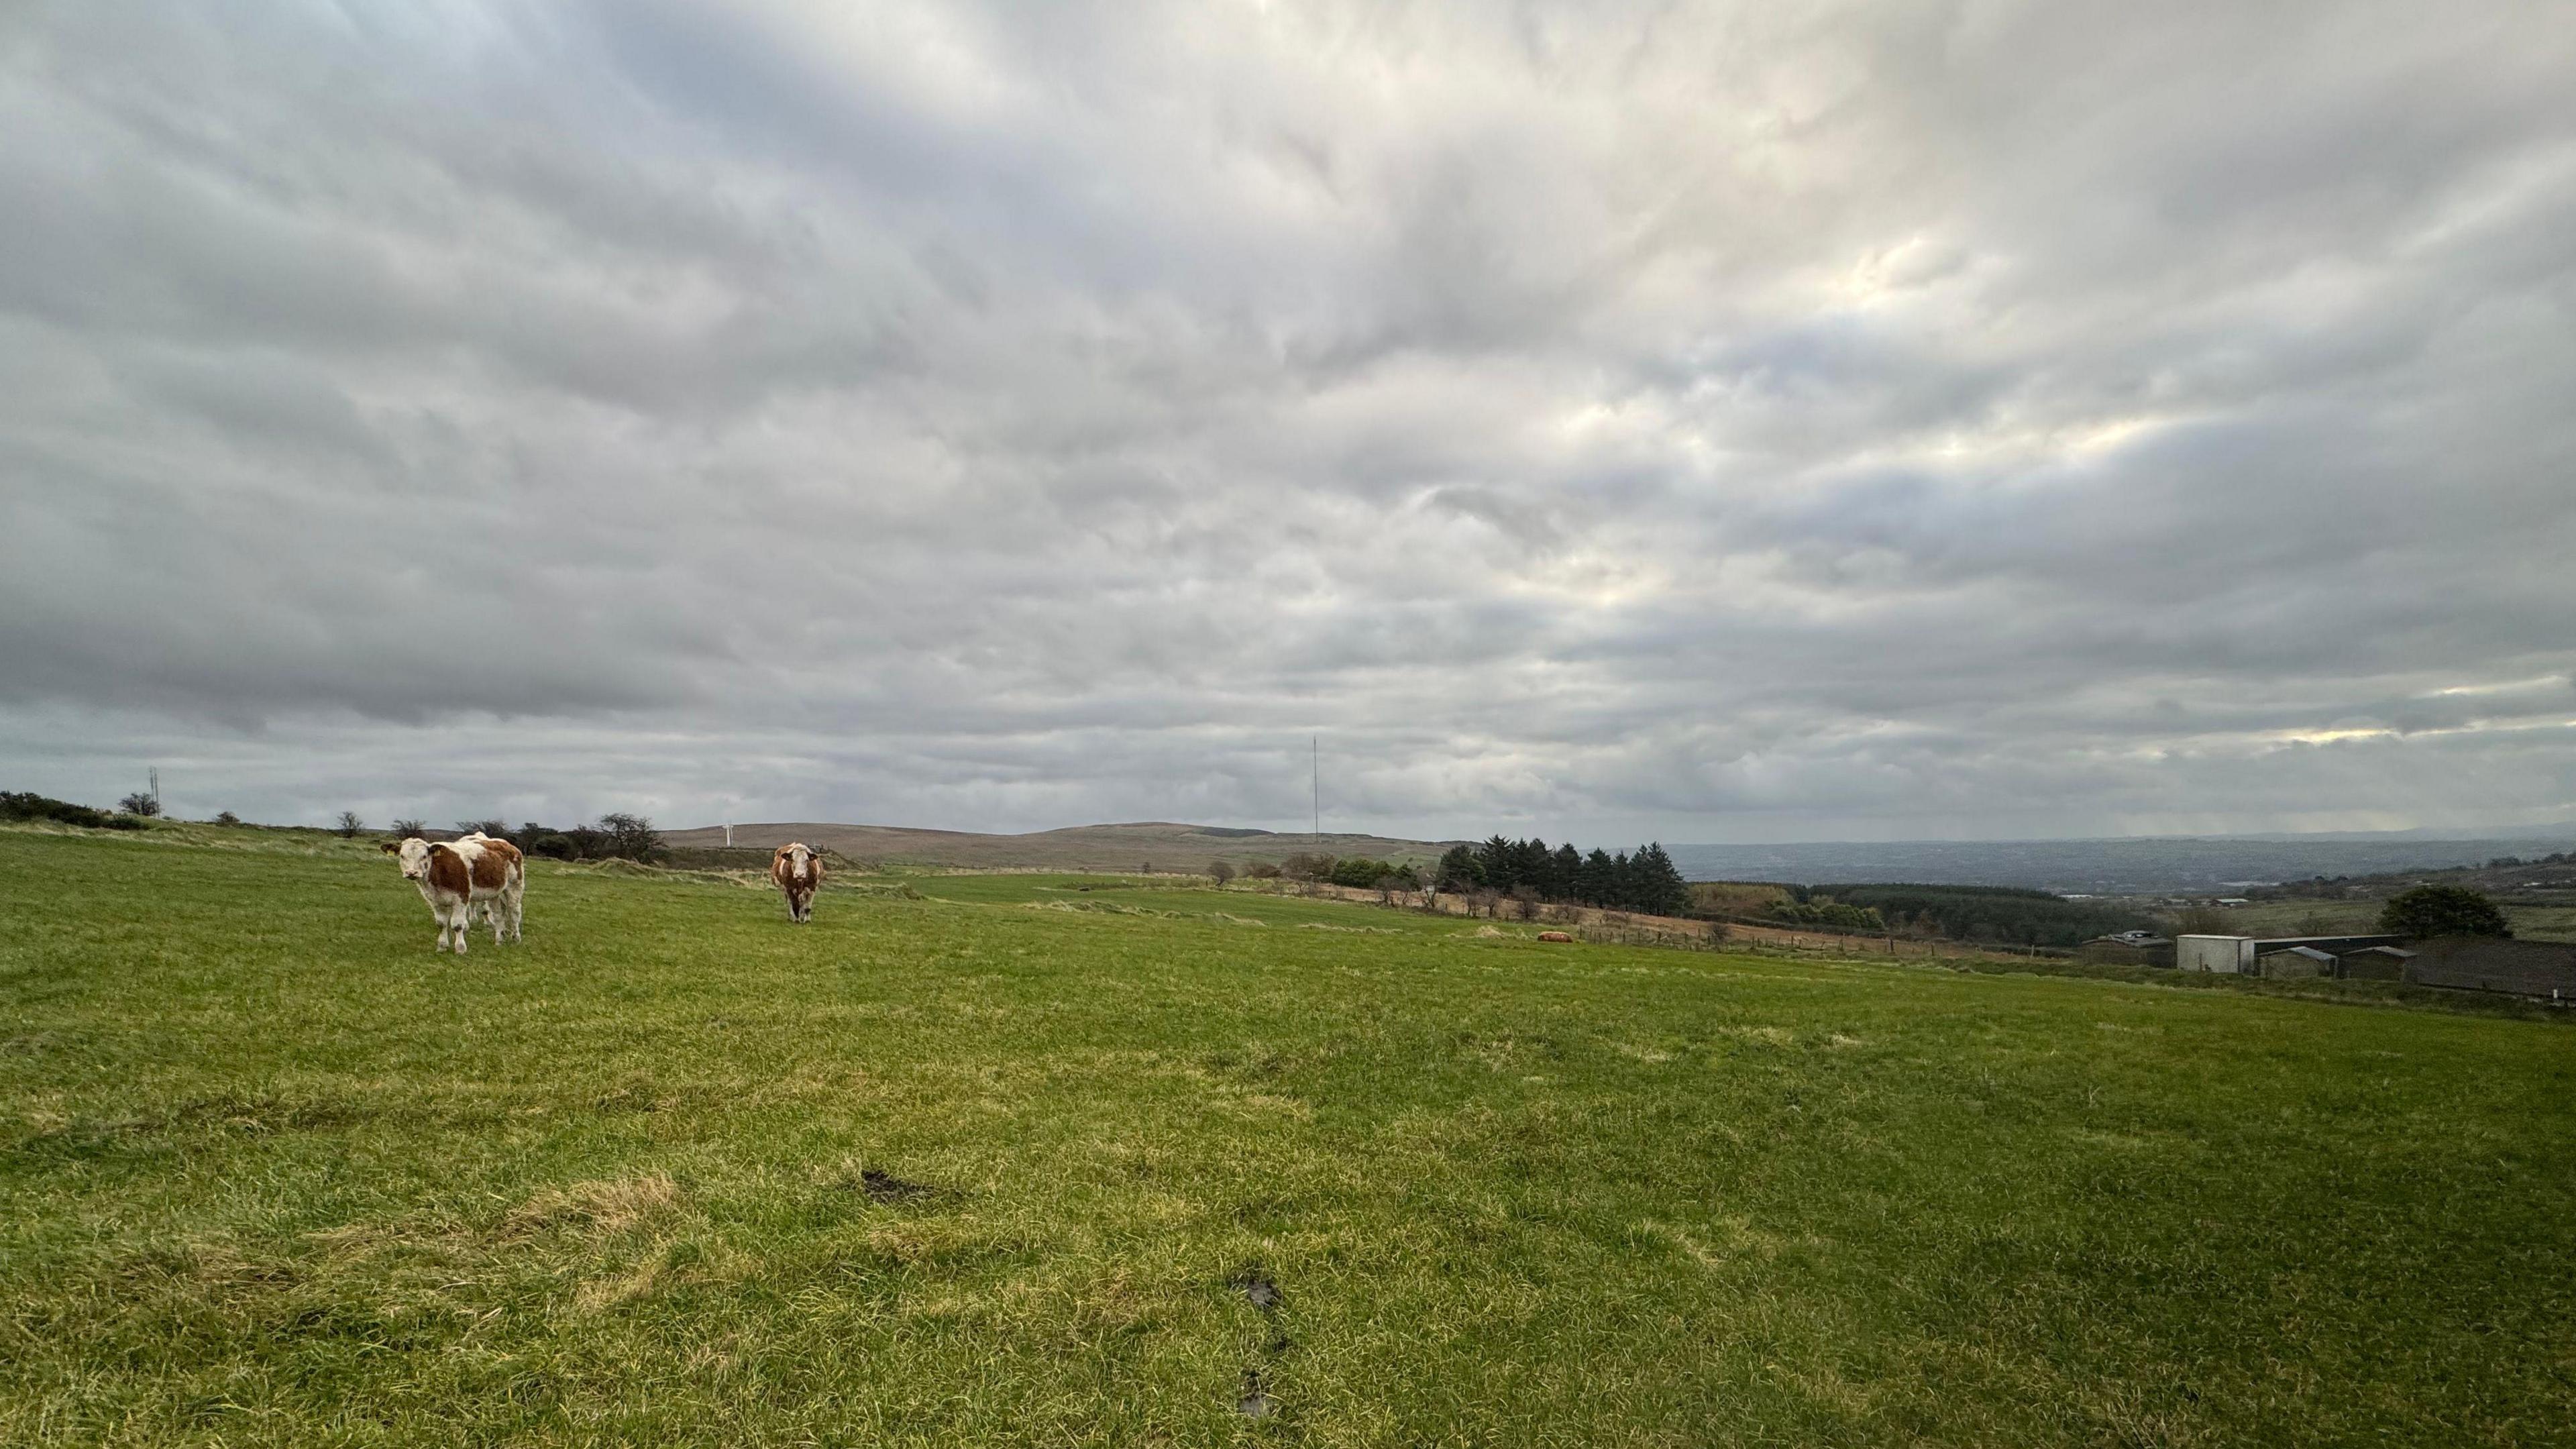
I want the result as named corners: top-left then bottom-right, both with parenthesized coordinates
top-left (423, 814), bottom-right (665, 863)
top-left (1, 790), bottom-right (148, 830)
top-left (1275, 853), bottom-right (1424, 892)
top-left (1779, 883), bottom-right (2153, 948)
top-left (1763, 893), bottom-right (1886, 932)
top-left (1432, 837), bottom-right (1692, 916)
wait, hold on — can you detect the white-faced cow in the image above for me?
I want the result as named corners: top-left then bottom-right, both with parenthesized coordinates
top-left (384, 833), bottom-right (524, 953)
top-left (771, 842), bottom-right (824, 922)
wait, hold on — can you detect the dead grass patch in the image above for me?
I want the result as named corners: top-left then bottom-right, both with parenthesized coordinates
top-left (504, 1173), bottom-right (682, 1239)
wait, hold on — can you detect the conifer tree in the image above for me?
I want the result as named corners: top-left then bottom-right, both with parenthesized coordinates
top-left (1631, 842), bottom-right (1691, 916)
top-left (1580, 848), bottom-right (1613, 906)
top-left (1552, 843), bottom-right (1582, 898)
top-left (1436, 844), bottom-right (1482, 891)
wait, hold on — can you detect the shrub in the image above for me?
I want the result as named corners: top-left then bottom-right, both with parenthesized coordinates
top-left (119, 792), bottom-right (162, 818)
top-left (1244, 861), bottom-right (1282, 879)
top-left (335, 811), bottom-right (364, 838)
top-left (1208, 860), bottom-right (1236, 885)
top-left (1328, 857), bottom-right (1395, 890)
top-left (2379, 885), bottom-right (2511, 939)
top-left (1, 791), bottom-right (140, 830)
top-left (213, 810), bottom-right (241, 826)
top-left (390, 819), bottom-right (428, 839)
top-left (1281, 852), bottom-right (1336, 882)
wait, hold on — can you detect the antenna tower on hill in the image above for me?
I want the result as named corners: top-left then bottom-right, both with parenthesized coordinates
top-left (1311, 735), bottom-right (1320, 843)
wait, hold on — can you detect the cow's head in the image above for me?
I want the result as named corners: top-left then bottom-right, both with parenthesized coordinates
top-left (387, 837), bottom-right (435, 880)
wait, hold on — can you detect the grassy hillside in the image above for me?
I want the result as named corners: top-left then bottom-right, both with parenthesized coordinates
top-left (3, 825), bottom-right (2571, 1445)
top-left (661, 820), bottom-right (1456, 873)
top-left (2158, 896), bottom-right (2576, 943)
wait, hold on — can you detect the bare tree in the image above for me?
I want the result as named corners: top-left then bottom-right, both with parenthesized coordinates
top-left (596, 812), bottom-right (664, 862)
top-left (213, 810), bottom-right (240, 826)
top-left (118, 792), bottom-right (162, 818)
top-left (391, 818), bottom-right (427, 839)
top-left (335, 811), bottom-right (364, 838)
top-left (1208, 860), bottom-right (1237, 885)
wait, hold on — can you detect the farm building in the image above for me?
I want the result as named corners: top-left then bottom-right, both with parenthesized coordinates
top-left (2338, 945), bottom-right (2416, 982)
top-left (2176, 934), bottom-right (2572, 998)
top-left (2256, 944), bottom-right (2339, 979)
top-left (2401, 938), bottom-right (2576, 999)
top-left (2176, 934), bottom-right (2406, 974)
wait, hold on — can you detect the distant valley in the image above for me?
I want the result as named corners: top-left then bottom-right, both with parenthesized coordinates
top-left (673, 818), bottom-right (2576, 896)
top-left (1664, 833), bottom-right (2576, 895)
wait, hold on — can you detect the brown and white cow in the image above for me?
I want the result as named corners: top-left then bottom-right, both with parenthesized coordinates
top-left (771, 842), bottom-right (824, 922)
top-left (383, 833), bottom-right (524, 952)
top-left (460, 832), bottom-right (526, 938)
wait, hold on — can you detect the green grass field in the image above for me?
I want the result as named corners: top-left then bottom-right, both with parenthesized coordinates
top-left (4, 826), bottom-right (2572, 1446)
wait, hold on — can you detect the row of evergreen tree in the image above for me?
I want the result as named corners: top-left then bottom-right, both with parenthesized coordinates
top-left (1434, 836), bottom-right (1692, 916)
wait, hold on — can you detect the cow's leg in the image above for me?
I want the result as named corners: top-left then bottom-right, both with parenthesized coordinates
top-left (447, 901), bottom-right (470, 955)
top-left (504, 880), bottom-right (525, 942)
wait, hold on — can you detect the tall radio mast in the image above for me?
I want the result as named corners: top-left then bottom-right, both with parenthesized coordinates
top-left (1311, 735), bottom-right (1320, 842)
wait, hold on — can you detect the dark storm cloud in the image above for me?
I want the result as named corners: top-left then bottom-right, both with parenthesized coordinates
top-left (3, 1), bottom-right (2572, 839)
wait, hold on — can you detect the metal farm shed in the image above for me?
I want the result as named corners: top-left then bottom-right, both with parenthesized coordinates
top-left (2176, 934), bottom-right (2406, 974)
top-left (2402, 938), bottom-right (2576, 999)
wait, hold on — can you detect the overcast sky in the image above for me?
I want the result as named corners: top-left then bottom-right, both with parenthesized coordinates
top-left (3, 2), bottom-right (2573, 843)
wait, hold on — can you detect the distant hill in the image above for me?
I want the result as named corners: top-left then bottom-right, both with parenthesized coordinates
top-left (663, 820), bottom-right (1457, 871)
top-left (1666, 833), bottom-right (2576, 896)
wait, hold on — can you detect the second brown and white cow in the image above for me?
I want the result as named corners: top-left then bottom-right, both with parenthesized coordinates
top-left (771, 842), bottom-right (824, 922)
top-left (384, 833), bottom-right (524, 953)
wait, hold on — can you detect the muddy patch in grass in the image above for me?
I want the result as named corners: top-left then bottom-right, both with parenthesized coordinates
top-left (1237, 1366), bottom-right (1278, 1419)
top-left (1229, 1269), bottom-right (1282, 1313)
top-left (858, 1167), bottom-right (937, 1204)
top-left (1227, 1263), bottom-right (1295, 1415)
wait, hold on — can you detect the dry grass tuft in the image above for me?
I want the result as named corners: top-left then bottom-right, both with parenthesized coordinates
top-left (504, 1173), bottom-right (682, 1238)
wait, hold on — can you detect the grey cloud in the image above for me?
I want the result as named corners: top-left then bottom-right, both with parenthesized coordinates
top-left (2, 1), bottom-right (2572, 841)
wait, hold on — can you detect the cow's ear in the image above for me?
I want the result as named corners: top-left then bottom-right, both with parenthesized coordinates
top-left (379, 841), bottom-right (398, 854)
